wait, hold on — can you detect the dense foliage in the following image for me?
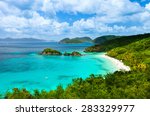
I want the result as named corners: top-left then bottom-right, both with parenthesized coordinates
top-left (94, 35), bottom-right (121, 44)
top-left (85, 33), bottom-right (150, 52)
top-left (41, 48), bottom-right (62, 55)
top-left (5, 33), bottom-right (150, 99)
top-left (84, 45), bottom-right (103, 52)
top-left (107, 38), bottom-right (150, 71)
top-left (100, 33), bottom-right (150, 51)
top-left (64, 51), bottom-right (82, 56)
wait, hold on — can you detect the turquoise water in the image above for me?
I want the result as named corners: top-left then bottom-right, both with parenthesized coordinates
top-left (0, 42), bottom-right (117, 94)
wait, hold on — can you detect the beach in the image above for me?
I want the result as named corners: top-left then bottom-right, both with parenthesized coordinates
top-left (100, 53), bottom-right (130, 71)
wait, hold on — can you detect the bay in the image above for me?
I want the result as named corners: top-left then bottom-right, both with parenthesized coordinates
top-left (0, 42), bottom-right (117, 94)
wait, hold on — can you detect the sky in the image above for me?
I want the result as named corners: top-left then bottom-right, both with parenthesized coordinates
top-left (0, 0), bottom-right (150, 40)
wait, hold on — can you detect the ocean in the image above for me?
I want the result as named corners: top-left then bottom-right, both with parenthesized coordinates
top-left (0, 42), bottom-right (117, 95)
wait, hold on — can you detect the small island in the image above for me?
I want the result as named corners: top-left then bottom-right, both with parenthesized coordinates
top-left (64, 51), bottom-right (82, 56)
top-left (41, 48), bottom-right (62, 55)
top-left (41, 48), bottom-right (82, 56)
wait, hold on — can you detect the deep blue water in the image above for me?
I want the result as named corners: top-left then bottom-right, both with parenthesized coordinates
top-left (0, 42), bottom-right (117, 95)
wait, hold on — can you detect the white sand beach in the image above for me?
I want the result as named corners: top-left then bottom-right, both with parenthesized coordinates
top-left (100, 53), bottom-right (130, 71)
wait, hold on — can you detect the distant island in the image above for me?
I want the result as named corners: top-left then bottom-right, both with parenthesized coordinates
top-left (59, 35), bottom-right (123, 44)
top-left (41, 48), bottom-right (82, 56)
top-left (59, 37), bottom-right (93, 43)
top-left (0, 38), bottom-right (58, 44)
top-left (0, 35), bottom-right (125, 44)
top-left (0, 38), bottom-right (46, 43)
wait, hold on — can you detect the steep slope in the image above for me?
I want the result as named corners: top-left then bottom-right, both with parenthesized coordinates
top-left (85, 33), bottom-right (150, 52)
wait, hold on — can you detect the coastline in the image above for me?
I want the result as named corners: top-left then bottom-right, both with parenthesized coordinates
top-left (100, 53), bottom-right (130, 72)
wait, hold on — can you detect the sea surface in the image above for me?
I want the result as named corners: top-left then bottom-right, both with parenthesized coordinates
top-left (0, 42), bottom-right (117, 95)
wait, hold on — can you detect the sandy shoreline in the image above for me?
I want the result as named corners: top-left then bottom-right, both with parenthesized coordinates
top-left (100, 53), bottom-right (130, 71)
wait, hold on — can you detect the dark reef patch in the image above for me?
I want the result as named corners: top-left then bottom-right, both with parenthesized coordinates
top-left (58, 75), bottom-right (74, 80)
top-left (11, 81), bottom-right (40, 85)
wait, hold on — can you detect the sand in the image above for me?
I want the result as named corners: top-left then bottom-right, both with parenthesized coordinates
top-left (100, 53), bottom-right (130, 71)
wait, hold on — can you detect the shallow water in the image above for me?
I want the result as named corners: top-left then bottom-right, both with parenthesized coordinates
top-left (0, 42), bottom-right (117, 94)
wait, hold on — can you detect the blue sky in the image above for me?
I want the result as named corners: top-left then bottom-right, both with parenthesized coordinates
top-left (0, 0), bottom-right (150, 40)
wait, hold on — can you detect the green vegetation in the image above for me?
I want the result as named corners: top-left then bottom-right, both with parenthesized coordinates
top-left (59, 37), bottom-right (92, 43)
top-left (41, 48), bottom-right (62, 55)
top-left (5, 71), bottom-right (150, 99)
top-left (64, 51), bottom-right (82, 56)
top-left (99, 33), bottom-right (150, 51)
top-left (41, 48), bottom-right (82, 56)
top-left (5, 33), bottom-right (150, 99)
top-left (94, 35), bottom-right (121, 44)
top-left (84, 45), bottom-right (103, 52)
top-left (59, 35), bottom-right (120, 44)
top-left (107, 38), bottom-right (150, 71)
top-left (85, 33), bottom-right (150, 52)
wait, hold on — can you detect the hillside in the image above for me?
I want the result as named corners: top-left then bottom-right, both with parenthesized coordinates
top-left (94, 35), bottom-right (121, 44)
top-left (85, 33), bottom-right (150, 52)
top-left (59, 37), bottom-right (92, 43)
top-left (4, 33), bottom-right (150, 99)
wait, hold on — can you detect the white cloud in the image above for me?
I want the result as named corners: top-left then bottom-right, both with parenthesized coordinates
top-left (31, 0), bottom-right (142, 16)
top-left (5, 28), bottom-right (22, 33)
top-left (145, 3), bottom-right (150, 11)
top-left (71, 18), bottom-right (121, 34)
top-left (0, 1), bottom-right (21, 16)
top-left (5, 0), bottom-right (32, 9)
top-left (0, 0), bottom-right (150, 40)
top-left (0, 8), bottom-right (69, 39)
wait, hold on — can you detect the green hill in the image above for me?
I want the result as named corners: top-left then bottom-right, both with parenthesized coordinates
top-left (5, 33), bottom-right (150, 99)
top-left (94, 35), bottom-right (121, 44)
top-left (59, 37), bottom-right (92, 43)
top-left (85, 33), bottom-right (150, 52)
